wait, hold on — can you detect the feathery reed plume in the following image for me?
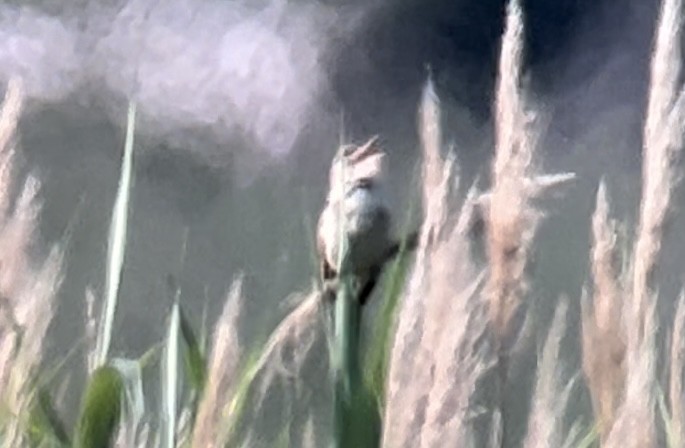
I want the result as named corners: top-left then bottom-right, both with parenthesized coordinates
top-left (669, 292), bottom-right (685, 447)
top-left (580, 1), bottom-right (685, 443)
top-left (191, 277), bottom-right (244, 448)
top-left (524, 298), bottom-right (576, 448)
top-left (633, 0), bottom-right (685, 341)
top-left (603, 294), bottom-right (658, 448)
top-left (600, 1), bottom-right (685, 444)
top-left (248, 290), bottom-right (322, 404)
top-left (581, 182), bottom-right (625, 440)
top-left (0, 77), bottom-right (65, 446)
top-left (226, 288), bottom-right (327, 447)
top-left (382, 76), bottom-right (495, 447)
top-left (486, 0), bottom-right (574, 351)
top-left (486, 0), bottom-right (538, 353)
top-left (487, 3), bottom-right (544, 442)
top-left (484, 4), bottom-right (575, 444)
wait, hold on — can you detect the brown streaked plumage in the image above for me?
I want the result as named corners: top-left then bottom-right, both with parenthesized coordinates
top-left (316, 136), bottom-right (418, 306)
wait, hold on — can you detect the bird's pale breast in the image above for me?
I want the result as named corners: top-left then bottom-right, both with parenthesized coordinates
top-left (319, 184), bottom-right (391, 275)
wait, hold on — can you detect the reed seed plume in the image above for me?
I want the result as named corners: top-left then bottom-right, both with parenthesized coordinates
top-left (382, 77), bottom-right (495, 448)
top-left (581, 0), bottom-right (685, 443)
top-left (382, 77), bottom-right (452, 447)
top-left (479, 4), bottom-right (579, 444)
top-left (581, 182), bottom-right (625, 440)
top-left (669, 292), bottom-right (685, 447)
top-left (603, 295), bottom-right (658, 448)
top-left (0, 77), bottom-right (65, 446)
top-left (192, 277), bottom-right (244, 448)
top-left (486, 0), bottom-right (540, 349)
top-left (632, 0), bottom-right (685, 342)
top-left (524, 299), bottom-right (576, 448)
top-left (232, 288), bottom-right (327, 447)
top-left (250, 289), bottom-right (321, 389)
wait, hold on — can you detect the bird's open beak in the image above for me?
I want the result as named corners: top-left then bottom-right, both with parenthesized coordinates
top-left (348, 135), bottom-right (383, 162)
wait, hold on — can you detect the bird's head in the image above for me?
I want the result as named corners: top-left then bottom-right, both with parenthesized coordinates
top-left (328, 135), bottom-right (386, 199)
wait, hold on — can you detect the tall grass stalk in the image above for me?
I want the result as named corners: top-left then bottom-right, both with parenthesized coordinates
top-left (161, 303), bottom-right (181, 448)
top-left (74, 102), bottom-right (140, 448)
top-left (332, 264), bottom-right (363, 448)
top-left (94, 101), bottom-right (137, 368)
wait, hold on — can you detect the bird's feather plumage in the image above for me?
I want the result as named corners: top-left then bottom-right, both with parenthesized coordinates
top-left (317, 136), bottom-right (394, 305)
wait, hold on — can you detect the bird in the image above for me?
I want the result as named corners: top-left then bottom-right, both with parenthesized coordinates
top-left (316, 135), bottom-right (418, 306)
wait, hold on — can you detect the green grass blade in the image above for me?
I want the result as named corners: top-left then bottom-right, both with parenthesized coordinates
top-left (74, 366), bottom-right (124, 448)
top-left (27, 386), bottom-right (71, 447)
top-left (178, 303), bottom-right (207, 402)
top-left (364, 247), bottom-right (412, 406)
top-left (658, 386), bottom-right (680, 448)
top-left (109, 358), bottom-right (145, 446)
top-left (161, 302), bottom-right (181, 448)
top-left (216, 348), bottom-right (261, 446)
top-left (365, 159), bottom-right (420, 408)
top-left (95, 101), bottom-right (137, 367)
top-left (275, 421), bottom-right (291, 448)
top-left (571, 425), bottom-right (599, 448)
top-left (331, 269), bottom-right (380, 448)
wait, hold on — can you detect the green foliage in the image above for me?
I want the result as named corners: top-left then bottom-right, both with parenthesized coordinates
top-left (178, 303), bottom-right (207, 410)
top-left (27, 386), bottom-right (70, 447)
top-left (74, 366), bottom-right (124, 448)
top-left (658, 387), bottom-right (680, 448)
top-left (364, 234), bottom-right (414, 410)
top-left (574, 427), bottom-right (600, 448)
top-left (365, 162), bottom-right (420, 410)
top-left (25, 342), bottom-right (85, 447)
top-left (218, 348), bottom-right (263, 446)
top-left (330, 245), bottom-right (380, 448)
